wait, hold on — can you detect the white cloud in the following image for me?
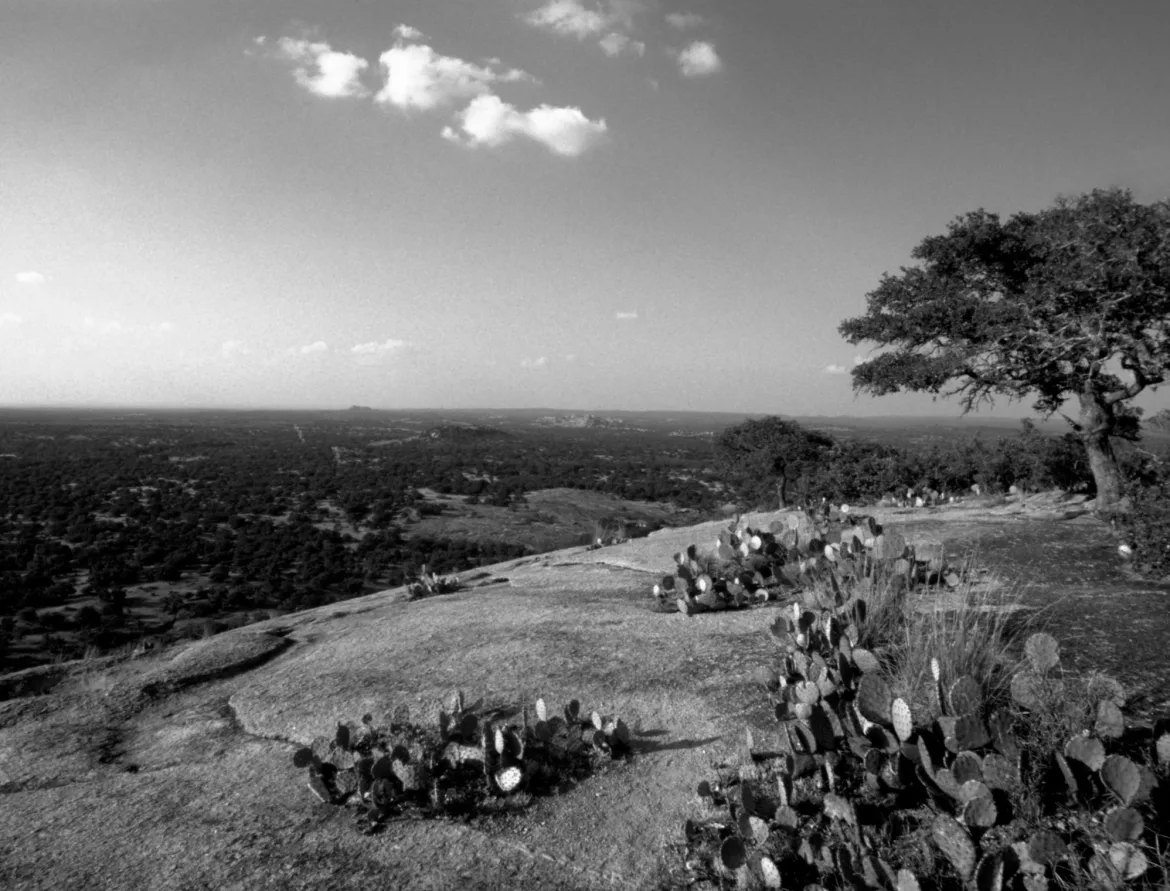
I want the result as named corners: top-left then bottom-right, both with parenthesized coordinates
top-left (520, 356), bottom-right (548, 368)
top-left (565, 353), bottom-right (577, 362)
top-left (853, 354), bottom-right (865, 366)
top-left (393, 24), bottom-right (425, 42)
top-left (443, 95), bottom-right (607, 156)
top-left (0, 312), bottom-right (23, 327)
top-left (526, 0), bottom-right (610, 37)
top-left (83, 316), bottom-right (125, 335)
top-left (824, 364), bottom-right (848, 374)
top-left (666, 12), bottom-right (705, 29)
top-left (300, 340), bottom-right (329, 354)
top-left (152, 321), bottom-right (175, 334)
top-left (376, 42), bottom-right (529, 112)
top-left (599, 32), bottom-right (645, 56)
top-left (221, 340), bottom-right (251, 358)
top-left (614, 310), bottom-right (638, 320)
top-left (676, 40), bottom-right (721, 76)
top-left (273, 37), bottom-right (370, 98)
top-left (351, 338), bottom-right (407, 354)
top-left (14, 271), bottom-right (45, 285)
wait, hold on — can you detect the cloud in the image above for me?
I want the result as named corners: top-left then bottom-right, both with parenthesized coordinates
top-left (273, 37), bottom-right (370, 98)
top-left (300, 340), bottom-right (329, 354)
top-left (83, 316), bottom-right (125, 335)
top-left (443, 94), bottom-right (607, 156)
top-left (351, 338), bottom-right (407, 354)
top-left (393, 24), bottom-right (425, 42)
top-left (614, 310), bottom-right (638, 320)
top-left (14, 271), bottom-right (45, 285)
top-left (676, 40), bottom-right (721, 76)
top-left (376, 42), bottom-right (529, 112)
top-left (824, 364), bottom-right (848, 374)
top-left (221, 340), bottom-right (251, 357)
top-left (853, 354), bottom-right (865, 366)
top-left (565, 353), bottom-right (577, 362)
top-left (666, 12), bottom-right (705, 29)
top-left (0, 312), bottom-right (23, 327)
top-left (526, 0), bottom-right (610, 37)
top-left (599, 32), bottom-right (645, 56)
top-left (520, 356), bottom-right (548, 368)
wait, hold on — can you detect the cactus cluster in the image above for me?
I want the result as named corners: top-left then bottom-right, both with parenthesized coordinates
top-left (654, 510), bottom-right (964, 616)
top-left (406, 564), bottom-right (461, 600)
top-left (682, 630), bottom-right (1169, 890)
top-left (292, 693), bottom-right (631, 833)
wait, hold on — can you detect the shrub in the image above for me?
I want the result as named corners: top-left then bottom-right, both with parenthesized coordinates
top-left (1121, 451), bottom-right (1170, 578)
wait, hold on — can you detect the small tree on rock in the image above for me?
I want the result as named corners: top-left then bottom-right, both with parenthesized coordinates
top-left (839, 188), bottom-right (1170, 515)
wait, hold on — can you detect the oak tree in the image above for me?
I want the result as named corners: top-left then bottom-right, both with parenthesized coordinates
top-left (714, 417), bottom-right (835, 507)
top-left (839, 188), bottom-right (1170, 513)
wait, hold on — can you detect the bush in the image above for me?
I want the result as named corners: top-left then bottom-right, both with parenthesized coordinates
top-left (1121, 451), bottom-right (1170, 578)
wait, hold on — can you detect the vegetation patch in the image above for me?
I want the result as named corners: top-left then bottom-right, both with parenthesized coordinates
top-left (680, 603), bottom-right (1170, 889)
top-left (404, 565), bottom-right (461, 600)
top-left (653, 510), bottom-right (969, 617)
top-left (292, 693), bottom-right (633, 835)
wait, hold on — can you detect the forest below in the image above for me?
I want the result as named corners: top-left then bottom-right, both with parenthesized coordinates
top-left (1, 406), bottom-right (1164, 673)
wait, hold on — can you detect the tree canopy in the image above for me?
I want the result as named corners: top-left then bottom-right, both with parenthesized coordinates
top-left (839, 188), bottom-right (1170, 511)
top-left (714, 417), bottom-right (835, 507)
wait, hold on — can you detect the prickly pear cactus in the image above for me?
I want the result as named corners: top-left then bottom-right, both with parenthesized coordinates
top-left (292, 693), bottom-right (633, 833)
top-left (653, 509), bottom-right (965, 616)
top-left (680, 616), bottom-right (1170, 891)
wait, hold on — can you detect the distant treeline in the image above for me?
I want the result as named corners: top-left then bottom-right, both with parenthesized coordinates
top-left (715, 418), bottom-right (1096, 508)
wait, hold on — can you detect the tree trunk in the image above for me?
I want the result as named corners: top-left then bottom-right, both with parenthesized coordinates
top-left (1078, 391), bottom-right (1127, 515)
top-left (777, 478), bottom-right (788, 509)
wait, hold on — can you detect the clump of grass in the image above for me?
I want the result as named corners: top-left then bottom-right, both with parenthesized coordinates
top-left (890, 575), bottom-right (1030, 724)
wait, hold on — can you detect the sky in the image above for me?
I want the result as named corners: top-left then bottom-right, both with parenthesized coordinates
top-left (3, 0), bottom-right (1169, 418)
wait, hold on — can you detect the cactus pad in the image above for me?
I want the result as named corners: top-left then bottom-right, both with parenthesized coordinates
top-left (931, 813), bottom-right (976, 880)
top-left (1027, 830), bottom-right (1068, 866)
top-left (823, 792), bottom-right (857, 825)
top-left (795, 680), bottom-right (821, 705)
top-left (1064, 735), bottom-right (1106, 770)
top-left (952, 715), bottom-right (992, 750)
top-left (891, 697), bottom-right (913, 742)
top-left (1023, 632), bottom-right (1060, 674)
top-left (932, 768), bottom-right (962, 800)
top-left (957, 779), bottom-right (991, 804)
top-left (1094, 700), bottom-right (1125, 740)
top-left (952, 751), bottom-right (983, 784)
top-left (1010, 671), bottom-right (1045, 711)
top-left (738, 813), bottom-right (769, 845)
top-left (720, 837), bottom-right (747, 871)
top-left (857, 674), bottom-right (893, 724)
top-left (1157, 732), bottom-right (1170, 765)
top-left (988, 710), bottom-right (1019, 758)
top-left (982, 753), bottom-right (1020, 790)
top-left (1104, 806), bottom-right (1144, 842)
top-left (306, 768), bottom-right (334, 803)
top-left (1108, 842), bottom-right (1149, 880)
top-left (897, 869), bottom-right (921, 891)
top-left (755, 855), bottom-right (782, 888)
top-left (852, 647), bottom-right (881, 673)
top-left (963, 794), bottom-right (998, 828)
top-left (1101, 755), bottom-right (1141, 805)
top-left (494, 765), bottom-right (523, 793)
top-left (948, 676), bottom-right (982, 715)
top-left (974, 852), bottom-right (1006, 891)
